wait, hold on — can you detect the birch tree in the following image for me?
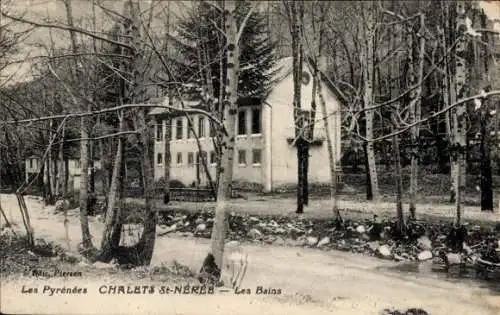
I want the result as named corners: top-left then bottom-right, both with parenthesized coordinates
top-left (199, 0), bottom-right (256, 284)
top-left (359, 2), bottom-right (379, 201)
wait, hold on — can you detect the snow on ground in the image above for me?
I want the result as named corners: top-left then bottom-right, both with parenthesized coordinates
top-left (1, 194), bottom-right (500, 315)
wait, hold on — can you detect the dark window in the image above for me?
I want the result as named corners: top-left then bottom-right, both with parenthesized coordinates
top-left (188, 152), bottom-right (194, 165)
top-left (251, 108), bottom-right (261, 134)
top-left (176, 118), bottom-right (183, 140)
top-left (238, 150), bottom-right (246, 165)
top-left (176, 152), bottom-right (182, 164)
top-left (76, 160), bottom-right (81, 168)
top-left (238, 110), bottom-right (246, 135)
top-left (252, 149), bottom-right (262, 165)
top-left (29, 159), bottom-right (33, 168)
top-left (156, 122), bottom-right (163, 141)
top-left (198, 117), bottom-right (205, 137)
top-left (209, 122), bottom-right (216, 137)
top-left (187, 119), bottom-right (194, 139)
top-left (210, 151), bottom-right (216, 164)
top-left (198, 151), bottom-right (207, 164)
top-left (157, 153), bottom-right (163, 165)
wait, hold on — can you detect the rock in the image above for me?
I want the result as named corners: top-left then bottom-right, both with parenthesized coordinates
top-left (471, 225), bottom-right (481, 232)
top-left (317, 237), bottom-right (330, 247)
top-left (249, 216), bottom-right (260, 223)
top-left (157, 223), bottom-right (177, 235)
top-left (275, 227), bottom-right (286, 234)
top-left (437, 234), bottom-right (447, 242)
top-left (295, 236), bottom-right (307, 246)
top-left (367, 241), bottom-right (380, 252)
top-left (356, 225), bottom-right (366, 234)
top-left (377, 245), bottom-right (392, 259)
top-left (469, 254), bottom-right (479, 263)
top-left (195, 218), bottom-right (204, 225)
top-left (446, 253), bottom-right (462, 265)
top-left (184, 221), bottom-right (190, 227)
top-left (306, 236), bottom-right (318, 246)
top-left (60, 251), bottom-right (80, 263)
top-left (93, 261), bottom-right (113, 269)
top-left (195, 223), bottom-right (207, 232)
top-left (268, 220), bottom-right (279, 228)
top-left (77, 260), bottom-right (90, 267)
top-left (463, 242), bottom-right (473, 255)
top-left (264, 235), bottom-right (276, 244)
top-left (417, 236), bottom-right (432, 250)
top-left (247, 228), bottom-right (262, 239)
top-left (55, 199), bottom-right (70, 212)
top-left (394, 254), bottom-right (407, 262)
top-left (274, 237), bottom-right (285, 246)
top-left (417, 250), bottom-right (433, 261)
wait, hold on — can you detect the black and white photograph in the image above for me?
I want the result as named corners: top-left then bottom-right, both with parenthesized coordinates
top-left (0, 0), bottom-right (499, 314)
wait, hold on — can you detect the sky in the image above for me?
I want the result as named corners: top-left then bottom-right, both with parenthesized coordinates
top-left (1, 0), bottom-right (499, 86)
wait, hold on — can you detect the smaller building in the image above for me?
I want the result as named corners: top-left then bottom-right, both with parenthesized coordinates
top-left (25, 156), bottom-right (101, 192)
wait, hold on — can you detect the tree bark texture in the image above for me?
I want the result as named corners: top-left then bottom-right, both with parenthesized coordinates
top-left (359, 3), bottom-right (379, 201)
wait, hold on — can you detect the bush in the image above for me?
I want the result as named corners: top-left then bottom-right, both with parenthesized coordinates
top-left (154, 177), bottom-right (186, 189)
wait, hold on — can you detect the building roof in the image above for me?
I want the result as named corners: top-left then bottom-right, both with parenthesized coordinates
top-left (149, 56), bottom-right (348, 117)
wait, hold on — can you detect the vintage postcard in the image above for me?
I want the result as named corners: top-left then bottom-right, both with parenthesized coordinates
top-left (1, 0), bottom-right (500, 314)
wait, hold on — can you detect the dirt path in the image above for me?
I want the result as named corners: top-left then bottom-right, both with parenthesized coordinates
top-left (124, 195), bottom-right (500, 223)
top-left (1, 194), bottom-right (499, 315)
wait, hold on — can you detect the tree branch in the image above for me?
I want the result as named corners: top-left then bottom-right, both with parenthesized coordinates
top-left (1, 103), bottom-right (222, 126)
top-left (1, 12), bottom-right (134, 50)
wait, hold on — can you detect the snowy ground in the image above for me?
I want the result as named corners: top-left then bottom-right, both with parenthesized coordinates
top-left (1, 194), bottom-right (499, 315)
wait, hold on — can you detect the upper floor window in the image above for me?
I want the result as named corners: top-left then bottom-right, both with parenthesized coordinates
top-left (29, 158), bottom-right (33, 168)
top-left (209, 122), bottom-right (216, 138)
top-left (188, 152), bottom-right (194, 165)
top-left (156, 122), bottom-right (163, 141)
top-left (157, 153), bottom-right (163, 165)
top-left (238, 110), bottom-right (246, 135)
top-left (176, 118), bottom-right (183, 140)
top-left (198, 116), bottom-right (206, 137)
top-left (176, 152), bottom-right (183, 165)
top-left (251, 108), bottom-right (261, 134)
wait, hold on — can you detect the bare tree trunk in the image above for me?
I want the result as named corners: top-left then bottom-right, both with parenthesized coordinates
top-left (98, 113), bottom-right (125, 262)
top-left (200, 0), bottom-right (240, 284)
top-left (453, 1), bottom-right (468, 226)
top-left (64, 0), bottom-right (93, 249)
top-left (57, 125), bottom-right (66, 196)
top-left (49, 118), bottom-right (57, 198)
top-left (480, 107), bottom-right (493, 211)
top-left (392, 124), bottom-right (405, 235)
top-left (288, 0), bottom-right (306, 213)
top-left (317, 78), bottom-right (341, 222)
top-left (163, 116), bottom-right (171, 204)
top-left (408, 14), bottom-right (426, 220)
top-left (359, 3), bottom-right (379, 201)
top-left (43, 157), bottom-right (52, 204)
